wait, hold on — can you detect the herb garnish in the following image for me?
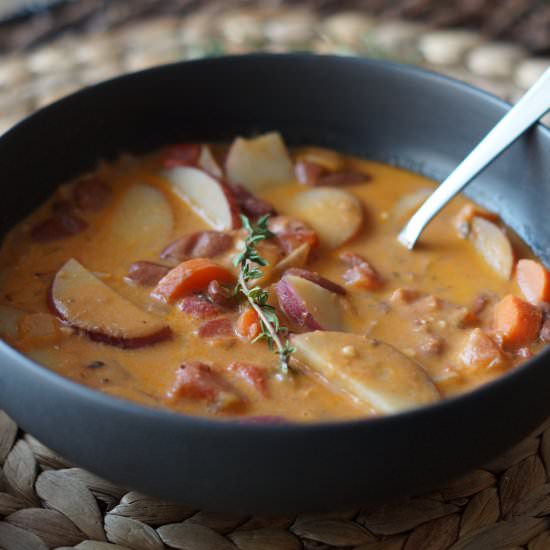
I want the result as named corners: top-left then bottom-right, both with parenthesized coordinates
top-left (234, 214), bottom-right (295, 373)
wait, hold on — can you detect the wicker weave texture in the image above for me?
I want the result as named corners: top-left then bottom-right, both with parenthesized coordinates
top-left (0, 412), bottom-right (550, 549)
top-left (1, 4), bottom-right (550, 550)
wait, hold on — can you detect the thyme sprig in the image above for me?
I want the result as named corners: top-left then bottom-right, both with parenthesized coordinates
top-left (233, 214), bottom-right (295, 373)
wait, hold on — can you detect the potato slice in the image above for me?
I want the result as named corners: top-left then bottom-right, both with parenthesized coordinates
top-left (108, 183), bottom-right (173, 256)
top-left (288, 188), bottom-right (363, 248)
top-left (226, 132), bottom-right (294, 192)
top-left (275, 274), bottom-right (344, 331)
top-left (166, 166), bottom-right (240, 230)
top-left (198, 145), bottom-right (223, 178)
top-left (292, 331), bottom-right (441, 414)
top-left (52, 259), bottom-right (171, 348)
top-left (262, 242), bottom-right (311, 285)
top-left (470, 217), bottom-right (514, 279)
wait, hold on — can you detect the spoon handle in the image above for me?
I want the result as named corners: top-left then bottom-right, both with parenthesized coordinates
top-left (399, 67), bottom-right (550, 250)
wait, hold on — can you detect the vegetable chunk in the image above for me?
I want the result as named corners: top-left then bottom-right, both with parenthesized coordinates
top-left (153, 258), bottom-right (234, 303)
top-left (166, 166), bottom-right (240, 230)
top-left (226, 132), bottom-right (294, 192)
top-left (292, 331), bottom-right (441, 414)
top-left (517, 259), bottom-right (550, 304)
top-left (460, 328), bottom-right (504, 370)
top-left (470, 217), bottom-right (514, 279)
top-left (275, 274), bottom-right (344, 331)
top-left (494, 294), bottom-right (542, 348)
top-left (52, 259), bottom-right (171, 348)
top-left (167, 362), bottom-right (245, 412)
top-left (288, 188), bottom-right (363, 248)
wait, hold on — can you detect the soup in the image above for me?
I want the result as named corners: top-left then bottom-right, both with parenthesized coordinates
top-left (0, 132), bottom-right (547, 421)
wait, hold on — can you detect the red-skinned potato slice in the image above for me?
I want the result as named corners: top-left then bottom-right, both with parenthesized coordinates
top-left (262, 243), bottom-right (312, 285)
top-left (288, 188), bottom-right (363, 249)
top-left (51, 259), bottom-right (171, 348)
top-left (226, 132), bottom-right (294, 192)
top-left (165, 166), bottom-right (240, 230)
top-left (291, 331), bottom-right (441, 414)
top-left (275, 274), bottom-right (344, 331)
top-left (198, 145), bottom-right (223, 178)
top-left (470, 217), bottom-right (514, 279)
top-left (285, 268), bottom-right (345, 295)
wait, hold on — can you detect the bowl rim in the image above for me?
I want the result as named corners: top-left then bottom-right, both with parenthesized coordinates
top-left (1, 52), bottom-right (549, 433)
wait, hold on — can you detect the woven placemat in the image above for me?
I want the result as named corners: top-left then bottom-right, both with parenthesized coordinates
top-left (0, 4), bottom-right (550, 550)
top-left (0, 413), bottom-right (550, 549)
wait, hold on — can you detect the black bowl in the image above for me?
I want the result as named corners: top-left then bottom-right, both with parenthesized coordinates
top-left (1, 54), bottom-right (549, 514)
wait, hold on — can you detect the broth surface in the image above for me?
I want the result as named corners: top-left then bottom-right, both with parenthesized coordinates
top-left (0, 135), bottom-right (546, 421)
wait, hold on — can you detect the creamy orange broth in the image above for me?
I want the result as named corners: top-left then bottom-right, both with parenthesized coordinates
top-left (0, 142), bottom-right (545, 421)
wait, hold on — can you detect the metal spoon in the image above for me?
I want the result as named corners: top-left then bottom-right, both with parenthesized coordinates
top-left (398, 67), bottom-right (550, 250)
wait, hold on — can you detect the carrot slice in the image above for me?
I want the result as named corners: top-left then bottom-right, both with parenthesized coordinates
top-left (237, 307), bottom-right (261, 340)
top-left (494, 294), bottom-right (542, 348)
top-left (517, 259), bottom-right (550, 305)
top-left (153, 258), bottom-right (234, 303)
